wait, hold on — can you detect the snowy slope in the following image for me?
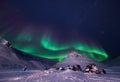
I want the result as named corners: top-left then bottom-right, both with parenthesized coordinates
top-left (0, 38), bottom-right (58, 70)
top-left (24, 69), bottom-right (120, 82)
top-left (0, 67), bottom-right (120, 82)
top-left (0, 44), bottom-right (22, 69)
top-left (0, 44), bottom-right (51, 70)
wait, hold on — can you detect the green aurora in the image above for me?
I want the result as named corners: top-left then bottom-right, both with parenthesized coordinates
top-left (40, 35), bottom-right (108, 61)
top-left (1, 33), bottom-right (108, 62)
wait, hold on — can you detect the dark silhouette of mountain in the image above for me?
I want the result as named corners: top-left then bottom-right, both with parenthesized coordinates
top-left (109, 56), bottom-right (120, 66)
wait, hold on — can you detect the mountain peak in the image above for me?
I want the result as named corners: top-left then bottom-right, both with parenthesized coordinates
top-left (68, 51), bottom-right (83, 58)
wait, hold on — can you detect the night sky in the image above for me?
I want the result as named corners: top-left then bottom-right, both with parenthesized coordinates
top-left (0, 0), bottom-right (120, 61)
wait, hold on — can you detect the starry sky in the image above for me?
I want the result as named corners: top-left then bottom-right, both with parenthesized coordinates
top-left (0, 0), bottom-right (120, 61)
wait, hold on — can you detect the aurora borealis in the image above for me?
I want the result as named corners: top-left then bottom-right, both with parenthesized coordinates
top-left (40, 34), bottom-right (108, 61)
top-left (0, 32), bottom-right (108, 62)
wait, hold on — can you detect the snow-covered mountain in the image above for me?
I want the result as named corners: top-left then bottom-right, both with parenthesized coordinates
top-left (0, 38), bottom-right (58, 70)
top-left (54, 52), bottom-right (105, 70)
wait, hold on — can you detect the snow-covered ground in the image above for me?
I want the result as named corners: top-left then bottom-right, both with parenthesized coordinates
top-left (0, 68), bottom-right (120, 82)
